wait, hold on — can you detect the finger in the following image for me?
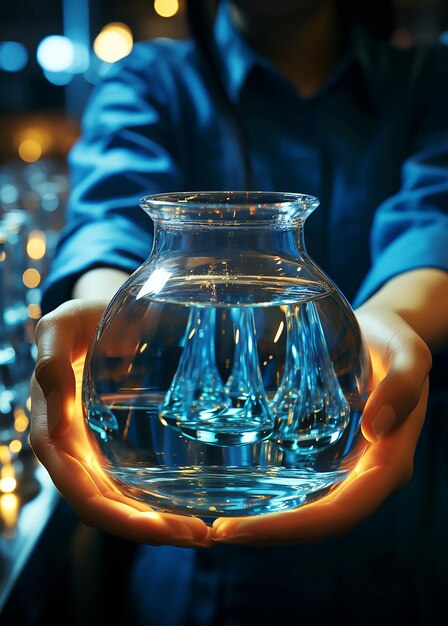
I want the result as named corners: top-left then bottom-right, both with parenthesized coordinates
top-left (361, 323), bottom-right (431, 442)
top-left (81, 497), bottom-right (212, 547)
top-left (212, 379), bottom-right (428, 546)
top-left (30, 372), bottom-right (52, 455)
top-left (30, 364), bottom-right (93, 461)
top-left (31, 368), bottom-right (120, 496)
top-left (47, 453), bottom-right (211, 547)
top-left (33, 300), bottom-right (106, 437)
top-left (211, 466), bottom-right (394, 546)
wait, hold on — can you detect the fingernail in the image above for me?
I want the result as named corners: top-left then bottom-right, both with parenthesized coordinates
top-left (372, 405), bottom-right (396, 440)
top-left (46, 390), bottom-right (61, 436)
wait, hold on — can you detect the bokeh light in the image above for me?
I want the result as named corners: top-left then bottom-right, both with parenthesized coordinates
top-left (154, 0), bottom-right (179, 18)
top-left (0, 493), bottom-right (19, 528)
top-left (0, 476), bottom-right (17, 494)
top-left (16, 128), bottom-right (51, 162)
top-left (36, 35), bottom-right (75, 73)
top-left (0, 42), bottom-right (28, 72)
top-left (22, 268), bottom-right (41, 288)
top-left (9, 440), bottom-right (22, 455)
top-left (27, 230), bottom-right (46, 260)
top-left (18, 139), bottom-right (42, 163)
top-left (14, 411), bottom-right (29, 433)
top-left (27, 303), bottom-right (42, 320)
top-left (43, 70), bottom-right (73, 86)
top-left (93, 23), bottom-right (133, 63)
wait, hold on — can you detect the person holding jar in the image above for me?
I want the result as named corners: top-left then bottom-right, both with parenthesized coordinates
top-left (31, 1), bottom-right (448, 624)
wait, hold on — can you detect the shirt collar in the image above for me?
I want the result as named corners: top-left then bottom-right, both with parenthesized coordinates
top-left (214, 2), bottom-right (383, 107)
top-left (213, 1), bottom-right (263, 101)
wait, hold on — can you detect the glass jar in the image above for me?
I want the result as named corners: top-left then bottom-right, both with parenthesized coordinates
top-left (83, 192), bottom-right (372, 518)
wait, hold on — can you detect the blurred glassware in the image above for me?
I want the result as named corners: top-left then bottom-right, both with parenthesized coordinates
top-left (0, 159), bottom-right (69, 487)
top-left (0, 215), bottom-right (34, 466)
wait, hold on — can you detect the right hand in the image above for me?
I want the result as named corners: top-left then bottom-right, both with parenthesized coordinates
top-left (30, 299), bottom-right (212, 548)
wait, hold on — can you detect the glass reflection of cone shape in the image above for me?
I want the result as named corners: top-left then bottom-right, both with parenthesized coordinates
top-left (272, 301), bottom-right (350, 452)
top-left (159, 307), bottom-right (230, 442)
top-left (222, 308), bottom-right (274, 444)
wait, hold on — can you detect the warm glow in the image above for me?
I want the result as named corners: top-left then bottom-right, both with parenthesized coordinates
top-left (14, 409), bottom-right (29, 433)
top-left (0, 460), bottom-right (17, 494)
top-left (27, 230), bottom-right (46, 259)
top-left (93, 23), bottom-right (133, 63)
top-left (28, 303), bottom-right (42, 320)
top-left (23, 268), bottom-right (41, 288)
top-left (154, 0), bottom-right (179, 18)
top-left (15, 128), bottom-right (51, 161)
top-left (0, 446), bottom-right (10, 464)
top-left (9, 439), bottom-right (23, 454)
top-left (19, 139), bottom-right (42, 163)
top-left (0, 476), bottom-right (17, 494)
top-left (14, 415), bottom-right (29, 434)
top-left (0, 493), bottom-right (19, 530)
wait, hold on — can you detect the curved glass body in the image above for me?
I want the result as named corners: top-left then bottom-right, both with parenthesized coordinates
top-left (83, 192), bottom-right (372, 518)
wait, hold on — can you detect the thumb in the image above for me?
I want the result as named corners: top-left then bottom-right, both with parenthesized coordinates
top-left (33, 300), bottom-right (106, 437)
top-left (361, 320), bottom-right (432, 442)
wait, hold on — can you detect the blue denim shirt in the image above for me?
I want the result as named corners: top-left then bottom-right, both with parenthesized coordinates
top-left (41, 3), bottom-right (448, 313)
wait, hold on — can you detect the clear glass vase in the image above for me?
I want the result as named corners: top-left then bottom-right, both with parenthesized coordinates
top-left (83, 192), bottom-right (372, 518)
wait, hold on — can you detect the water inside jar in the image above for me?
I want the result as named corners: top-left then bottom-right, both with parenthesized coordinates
top-left (83, 281), bottom-right (369, 517)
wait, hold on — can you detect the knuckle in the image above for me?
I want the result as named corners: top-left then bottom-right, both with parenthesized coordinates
top-left (35, 302), bottom-right (78, 343)
top-left (34, 354), bottom-right (58, 388)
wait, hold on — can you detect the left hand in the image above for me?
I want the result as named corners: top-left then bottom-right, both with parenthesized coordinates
top-left (211, 308), bottom-right (431, 546)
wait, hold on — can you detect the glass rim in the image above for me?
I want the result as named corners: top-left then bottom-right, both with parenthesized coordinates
top-left (139, 191), bottom-right (319, 221)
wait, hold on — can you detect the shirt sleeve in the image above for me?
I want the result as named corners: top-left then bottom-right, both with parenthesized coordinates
top-left (353, 45), bottom-right (448, 307)
top-left (41, 44), bottom-right (185, 313)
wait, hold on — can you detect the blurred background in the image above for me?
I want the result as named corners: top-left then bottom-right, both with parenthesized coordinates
top-left (0, 0), bottom-right (447, 622)
top-left (0, 0), bottom-right (447, 322)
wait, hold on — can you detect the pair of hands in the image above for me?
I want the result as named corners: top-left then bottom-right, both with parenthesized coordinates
top-left (30, 299), bottom-right (431, 548)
